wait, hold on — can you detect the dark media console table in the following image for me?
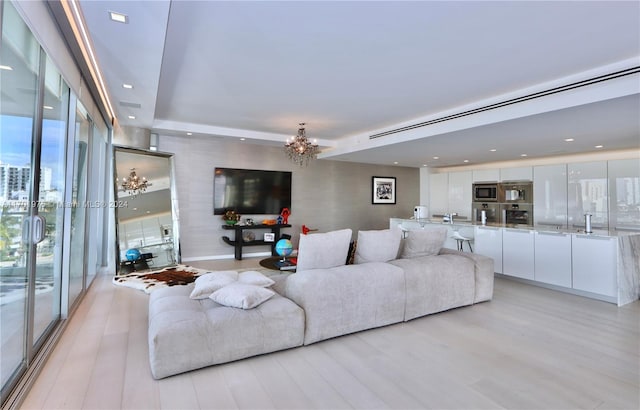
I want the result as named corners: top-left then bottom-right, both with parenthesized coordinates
top-left (222, 224), bottom-right (291, 260)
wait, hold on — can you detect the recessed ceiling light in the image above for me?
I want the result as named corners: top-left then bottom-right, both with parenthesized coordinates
top-left (43, 105), bottom-right (53, 110)
top-left (0, 65), bottom-right (13, 71)
top-left (146, 211), bottom-right (151, 214)
top-left (422, 164), bottom-right (428, 167)
top-left (463, 160), bottom-right (469, 163)
top-left (186, 132), bottom-right (193, 136)
top-left (109, 11), bottom-right (128, 23)
top-left (490, 149), bottom-right (497, 152)
top-left (520, 154), bottom-right (528, 157)
top-left (564, 138), bottom-right (574, 142)
top-left (133, 207), bottom-right (138, 211)
top-left (240, 138), bottom-right (246, 141)
top-left (595, 145), bottom-right (604, 149)
top-left (122, 83), bottom-right (133, 89)
top-left (393, 161), bottom-right (399, 165)
top-left (128, 115), bottom-right (136, 119)
top-left (433, 156), bottom-right (439, 160)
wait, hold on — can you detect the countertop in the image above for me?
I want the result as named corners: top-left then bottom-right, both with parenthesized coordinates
top-left (392, 218), bottom-right (640, 238)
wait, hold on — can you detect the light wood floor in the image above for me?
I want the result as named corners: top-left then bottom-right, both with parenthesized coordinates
top-left (20, 258), bottom-right (640, 410)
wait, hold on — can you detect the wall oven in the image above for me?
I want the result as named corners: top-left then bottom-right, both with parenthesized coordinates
top-left (501, 203), bottom-right (533, 226)
top-left (473, 183), bottom-right (498, 202)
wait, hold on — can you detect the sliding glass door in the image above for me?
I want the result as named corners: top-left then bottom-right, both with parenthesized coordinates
top-left (1, 2), bottom-right (68, 401)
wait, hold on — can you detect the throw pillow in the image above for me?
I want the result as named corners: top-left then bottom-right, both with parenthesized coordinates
top-left (238, 270), bottom-right (275, 287)
top-left (209, 283), bottom-right (275, 309)
top-left (400, 227), bottom-right (447, 258)
top-left (354, 229), bottom-right (402, 264)
top-left (189, 270), bottom-right (238, 299)
top-left (296, 228), bottom-right (353, 271)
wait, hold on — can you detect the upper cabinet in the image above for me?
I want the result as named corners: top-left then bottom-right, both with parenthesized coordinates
top-left (608, 158), bottom-right (640, 230)
top-left (448, 171), bottom-right (472, 219)
top-left (472, 169), bottom-right (499, 183)
top-left (500, 166), bottom-right (533, 182)
top-left (533, 164), bottom-right (568, 227)
top-left (428, 173), bottom-right (449, 216)
top-left (568, 161), bottom-right (608, 229)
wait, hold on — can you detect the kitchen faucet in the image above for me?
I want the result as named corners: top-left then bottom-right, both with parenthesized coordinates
top-left (443, 212), bottom-right (458, 224)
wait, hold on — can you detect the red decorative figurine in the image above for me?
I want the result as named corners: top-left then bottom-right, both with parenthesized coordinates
top-left (280, 207), bottom-right (291, 224)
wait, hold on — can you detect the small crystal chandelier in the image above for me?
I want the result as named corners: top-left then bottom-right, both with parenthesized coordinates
top-left (284, 123), bottom-right (319, 166)
top-left (120, 168), bottom-right (149, 197)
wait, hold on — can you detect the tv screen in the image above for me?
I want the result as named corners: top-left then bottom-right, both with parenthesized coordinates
top-left (214, 168), bottom-right (292, 215)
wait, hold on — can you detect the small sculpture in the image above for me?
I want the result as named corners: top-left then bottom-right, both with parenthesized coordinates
top-left (280, 207), bottom-right (291, 224)
top-left (301, 224), bottom-right (318, 235)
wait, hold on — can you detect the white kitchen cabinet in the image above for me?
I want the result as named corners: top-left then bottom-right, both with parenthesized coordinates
top-left (568, 161), bottom-right (608, 229)
top-left (500, 166), bottom-right (533, 182)
top-left (534, 231), bottom-right (572, 287)
top-left (608, 158), bottom-right (640, 230)
top-left (534, 164), bottom-right (568, 227)
top-left (473, 169), bottom-right (499, 183)
top-left (572, 234), bottom-right (617, 297)
top-left (474, 226), bottom-right (503, 273)
top-left (428, 173), bottom-right (449, 217)
top-left (502, 228), bottom-right (535, 280)
top-left (448, 171), bottom-right (472, 220)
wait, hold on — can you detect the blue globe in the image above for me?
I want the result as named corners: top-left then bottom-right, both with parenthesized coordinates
top-left (125, 248), bottom-right (141, 261)
top-left (275, 239), bottom-right (293, 257)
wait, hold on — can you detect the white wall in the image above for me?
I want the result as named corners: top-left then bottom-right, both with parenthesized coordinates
top-left (159, 134), bottom-right (420, 260)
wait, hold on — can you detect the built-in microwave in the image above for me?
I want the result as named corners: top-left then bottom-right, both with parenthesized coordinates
top-left (473, 183), bottom-right (498, 202)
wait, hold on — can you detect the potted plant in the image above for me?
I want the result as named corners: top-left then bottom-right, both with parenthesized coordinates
top-left (222, 210), bottom-right (241, 225)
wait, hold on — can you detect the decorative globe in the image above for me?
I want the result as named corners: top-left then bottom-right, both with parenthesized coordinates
top-left (275, 239), bottom-right (293, 257)
top-left (125, 248), bottom-right (141, 261)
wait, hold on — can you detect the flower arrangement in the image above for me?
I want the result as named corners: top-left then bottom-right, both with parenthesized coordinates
top-left (222, 210), bottom-right (241, 225)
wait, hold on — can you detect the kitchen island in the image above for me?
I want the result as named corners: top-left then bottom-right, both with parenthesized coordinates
top-left (390, 218), bottom-right (640, 306)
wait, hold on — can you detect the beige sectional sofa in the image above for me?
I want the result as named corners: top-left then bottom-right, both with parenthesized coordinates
top-left (147, 227), bottom-right (494, 379)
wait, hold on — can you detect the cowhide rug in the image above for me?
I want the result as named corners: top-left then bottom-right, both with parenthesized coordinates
top-left (112, 264), bottom-right (208, 294)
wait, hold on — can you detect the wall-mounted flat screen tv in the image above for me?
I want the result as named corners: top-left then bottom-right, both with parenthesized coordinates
top-left (214, 168), bottom-right (292, 215)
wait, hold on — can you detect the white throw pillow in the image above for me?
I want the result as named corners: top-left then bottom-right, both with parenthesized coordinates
top-left (238, 270), bottom-right (275, 287)
top-left (296, 228), bottom-right (352, 271)
top-left (400, 228), bottom-right (447, 258)
top-left (354, 229), bottom-right (402, 264)
top-left (209, 283), bottom-right (275, 309)
top-left (189, 270), bottom-right (238, 299)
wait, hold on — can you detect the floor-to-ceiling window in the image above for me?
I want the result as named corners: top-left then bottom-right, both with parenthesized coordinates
top-left (1, 2), bottom-right (111, 404)
top-left (67, 103), bottom-right (90, 306)
top-left (0, 1), bottom-right (41, 395)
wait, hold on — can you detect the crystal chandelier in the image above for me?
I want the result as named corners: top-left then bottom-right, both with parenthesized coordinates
top-left (120, 168), bottom-right (149, 197)
top-left (284, 123), bottom-right (319, 166)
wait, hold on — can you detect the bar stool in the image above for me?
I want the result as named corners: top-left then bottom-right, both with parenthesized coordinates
top-left (451, 231), bottom-right (473, 252)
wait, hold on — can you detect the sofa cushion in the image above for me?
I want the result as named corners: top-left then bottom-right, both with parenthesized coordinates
top-left (210, 283), bottom-right (275, 309)
top-left (149, 283), bottom-right (305, 379)
top-left (354, 229), bottom-right (402, 264)
top-left (389, 254), bottom-right (475, 320)
top-left (399, 227), bottom-right (447, 258)
top-left (286, 262), bottom-right (406, 345)
top-left (296, 228), bottom-right (352, 271)
top-left (189, 270), bottom-right (238, 299)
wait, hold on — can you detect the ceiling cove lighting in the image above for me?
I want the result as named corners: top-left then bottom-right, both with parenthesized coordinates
top-left (284, 123), bottom-right (319, 166)
top-left (0, 65), bottom-right (13, 70)
top-left (61, 0), bottom-right (115, 122)
top-left (109, 11), bottom-right (128, 23)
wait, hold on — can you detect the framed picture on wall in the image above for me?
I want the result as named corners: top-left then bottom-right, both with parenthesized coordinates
top-left (372, 176), bottom-right (396, 204)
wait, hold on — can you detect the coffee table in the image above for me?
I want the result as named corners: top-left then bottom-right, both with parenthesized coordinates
top-left (259, 256), bottom-right (297, 272)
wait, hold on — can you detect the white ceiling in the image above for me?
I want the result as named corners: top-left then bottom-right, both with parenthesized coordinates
top-left (79, 1), bottom-right (640, 168)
